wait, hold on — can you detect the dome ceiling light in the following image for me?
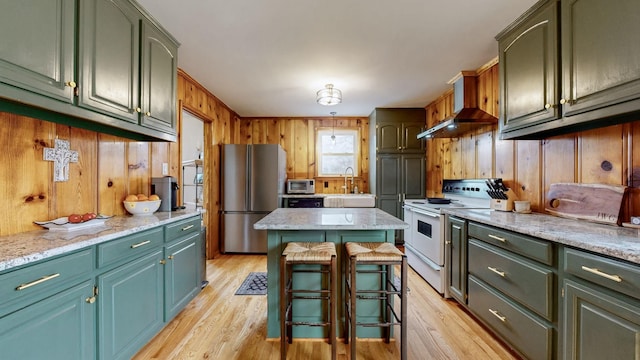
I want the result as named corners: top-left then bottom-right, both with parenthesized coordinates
top-left (316, 84), bottom-right (342, 106)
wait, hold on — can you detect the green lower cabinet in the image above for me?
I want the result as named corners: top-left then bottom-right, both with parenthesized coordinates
top-left (0, 280), bottom-right (95, 360)
top-left (98, 249), bottom-right (164, 360)
top-left (468, 276), bottom-right (554, 360)
top-left (164, 232), bottom-right (201, 321)
top-left (562, 278), bottom-right (640, 360)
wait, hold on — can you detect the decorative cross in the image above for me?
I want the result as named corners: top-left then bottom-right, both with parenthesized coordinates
top-left (43, 139), bottom-right (79, 182)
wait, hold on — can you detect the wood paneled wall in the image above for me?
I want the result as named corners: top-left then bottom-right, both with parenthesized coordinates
top-left (425, 62), bottom-right (640, 219)
top-left (236, 116), bottom-right (371, 194)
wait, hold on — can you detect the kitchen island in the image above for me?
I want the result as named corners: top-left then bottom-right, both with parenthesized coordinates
top-left (254, 207), bottom-right (408, 339)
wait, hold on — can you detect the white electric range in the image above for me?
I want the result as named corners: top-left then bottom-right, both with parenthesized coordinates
top-left (403, 179), bottom-right (493, 297)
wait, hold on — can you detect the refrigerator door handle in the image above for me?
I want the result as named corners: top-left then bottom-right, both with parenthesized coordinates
top-left (246, 145), bottom-right (252, 210)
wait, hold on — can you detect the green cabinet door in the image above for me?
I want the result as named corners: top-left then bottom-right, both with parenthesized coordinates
top-left (372, 108), bottom-right (426, 154)
top-left (164, 232), bottom-right (200, 320)
top-left (561, 0), bottom-right (640, 120)
top-left (447, 216), bottom-right (467, 304)
top-left (98, 249), bottom-right (164, 360)
top-left (0, 280), bottom-right (95, 360)
top-left (79, 0), bottom-right (140, 123)
top-left (377, 154), bottom-right (402, 218)
top-left (140, 19), bottom-right (178, 134)
top-left (0, 0), bottom-right (76, 103)
top-left (497, 0), bottom-right (559, 135)
top-left (376, 153), bottom-right (425, 242)
top-left (563, 279), bottom-right (640, 360)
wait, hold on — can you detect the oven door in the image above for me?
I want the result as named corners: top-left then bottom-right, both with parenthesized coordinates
top-left (410, 208), bottom-right (444, 266)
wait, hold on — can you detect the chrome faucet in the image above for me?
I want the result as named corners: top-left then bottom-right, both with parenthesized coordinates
top-left (343, 167), bottom-right (354, 194)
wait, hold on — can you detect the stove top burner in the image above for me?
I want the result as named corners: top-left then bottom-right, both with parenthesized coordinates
top-left (404, 178), bottom-right (495, 213)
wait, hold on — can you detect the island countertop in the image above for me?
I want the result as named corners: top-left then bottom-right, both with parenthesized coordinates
top-left (253, 208), bottom-right (408, 230)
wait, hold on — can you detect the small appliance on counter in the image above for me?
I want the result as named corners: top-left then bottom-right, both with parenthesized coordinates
top-left (286, 179), bottom-right (315, 194)
top-left (151, 176), bottom-right (179, 211)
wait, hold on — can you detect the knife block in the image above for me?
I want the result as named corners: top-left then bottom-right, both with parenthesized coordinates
top-left (490, 191), bottom-right (516, 212)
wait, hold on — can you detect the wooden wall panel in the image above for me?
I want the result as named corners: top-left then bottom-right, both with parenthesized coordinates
top-left (514, 140), bottom-right (542, 209)
top-left (98, 134), bottom-right (127, 216)
top-left (54, 125), bottom-right (98, 217)
top-left (476, 131), bottom-right (494, 178)
top-left (0, 114), bottom-right (53, 233)
top-left (542, 135), bottom-right (576, 208)
top-left (578, 125), bottom-right (625, 184)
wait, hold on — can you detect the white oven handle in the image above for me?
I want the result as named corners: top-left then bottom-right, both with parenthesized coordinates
top-left (412, 208), bottom-right (440, 218)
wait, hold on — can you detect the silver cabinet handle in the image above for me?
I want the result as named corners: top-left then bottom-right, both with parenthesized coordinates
top-left (581, 266), bottom-right (622, 283)
top-left (488, 234), bottom-right (506, 243)
top-left (131, 240), bottom-right (151, 249)
top-left (489, 308), bottom-right (506, 322)
top-left (16, 273), bottom-right (60, 291)
top-left (487, 266), bottom-right (506, 277)
top-left (181, 224), bottom-right (194, 231)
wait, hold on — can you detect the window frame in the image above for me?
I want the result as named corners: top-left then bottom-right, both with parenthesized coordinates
top-left (315, 127), bottom-right (360, 177)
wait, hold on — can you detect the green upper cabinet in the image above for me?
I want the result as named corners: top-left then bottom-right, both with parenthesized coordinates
top-left (0, 0), bottom-right (76, 103)
top-left (560, 0), bottom-right (640, 120)
top-left (497, 0), bottom-right (559, 135)
top-left (0, 0), bottom-right (178, 141)
top-left (79, 0), bottom-right (178, 134)
top-left (371, 108), bottom-right (426, 154)
top-left (140, 21), bottom-right (178, 133)
top-left (79, 0), bottom-right (140, 123)
top-left (497, 0), bottom-right (640, 139)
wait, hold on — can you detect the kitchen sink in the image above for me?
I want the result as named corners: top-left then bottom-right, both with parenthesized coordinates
top-left (323, 194), bottom-right (376, 208)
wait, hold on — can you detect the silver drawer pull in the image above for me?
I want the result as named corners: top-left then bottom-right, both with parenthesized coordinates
top-left (489, 308), bottom-right (506, 322)
top-left (488, 234), bottom-right (506, 242)
top-left (131, 240), bottom-right (151, 249)
top-left (181, 224), bottom-right (194, 231)
top-left (581, 266), bottom-right (622, 283)
top-left (16, 273), bottom-right (60, 291)
top-left (487, 266), bottom-right (506, 277)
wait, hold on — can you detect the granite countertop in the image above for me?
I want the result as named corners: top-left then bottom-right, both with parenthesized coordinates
top-left (253, 208), bottom-right (408, 230)
top-left (0, 210), bottom-right (202, 272)
top-left (443, 208), bottom-right (640, 265)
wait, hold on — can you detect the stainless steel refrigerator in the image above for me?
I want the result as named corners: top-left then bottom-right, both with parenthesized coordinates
top-left (220, 144), bottom-right (286, 253)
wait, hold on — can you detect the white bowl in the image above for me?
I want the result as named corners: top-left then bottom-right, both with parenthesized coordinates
top-left (123, 200), bottom-right (161, 216)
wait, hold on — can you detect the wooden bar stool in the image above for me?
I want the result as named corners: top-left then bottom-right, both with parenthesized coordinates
top-left (280, 242), bottom-right (337, 360)
top-left (344, 242), bottom-right (407, 360)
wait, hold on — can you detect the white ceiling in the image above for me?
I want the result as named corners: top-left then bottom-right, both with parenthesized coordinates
top-left (137, 0), bottom-right (537, 117)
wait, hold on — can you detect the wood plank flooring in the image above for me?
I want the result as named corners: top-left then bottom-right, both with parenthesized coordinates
top-left (134, 254), bottom-right (520, 360)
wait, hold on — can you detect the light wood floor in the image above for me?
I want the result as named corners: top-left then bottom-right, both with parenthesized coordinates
top-left (134, 254), bottom-right (520, 360)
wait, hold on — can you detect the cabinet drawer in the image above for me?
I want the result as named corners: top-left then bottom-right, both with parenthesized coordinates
top-left (165, 216), bottom-right (201, 242)
top-left (0, 248), bottom-right (94, 313)
top-left (563, 247), bottom-right (640, 300)
top-left (468, 222), bottom-right (553, 265)
top-left (97, 227), bottom-right (164, 268)
top-left (469, 240), bottom-right (554, 320)
top-left (468, 276), bottom-right (553, 360)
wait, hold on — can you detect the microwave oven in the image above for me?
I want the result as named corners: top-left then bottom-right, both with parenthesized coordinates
top-left (287, 179), bottom-right (315, 194)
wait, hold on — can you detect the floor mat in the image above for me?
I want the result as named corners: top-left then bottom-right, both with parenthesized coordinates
top-left (235, 272), bottom-right (267, 295)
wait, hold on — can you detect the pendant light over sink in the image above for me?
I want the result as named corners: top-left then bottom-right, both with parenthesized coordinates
top-left (330, 111), bottom-right (337, 144)
top-left (316, 84), bottom-right (342, 106)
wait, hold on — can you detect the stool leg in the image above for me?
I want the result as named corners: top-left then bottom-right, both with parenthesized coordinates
top-left (330, 255), bottom-right (337, 360)
top-left (286, 262), bottom-right (293, 344)
top-left (343, 256), bottom-right (350, 345)
top-left (385, 264), bottom-right (391, 344)
top-left (350, 255), bottom-right (357, 360)
top-left (280, 255), bottom-right (286, 360)
top-left (400, 257), bottom-right (408, 360)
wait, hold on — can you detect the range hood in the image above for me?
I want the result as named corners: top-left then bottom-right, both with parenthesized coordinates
top-left (417, 71), bottom-right (498, 139)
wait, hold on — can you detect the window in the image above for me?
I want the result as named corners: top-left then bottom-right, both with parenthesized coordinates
top-left (317, 128), bottom-right (359, 176)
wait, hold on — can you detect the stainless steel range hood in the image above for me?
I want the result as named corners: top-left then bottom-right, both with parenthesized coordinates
top-left (418, 71), bottom-right (498, 139)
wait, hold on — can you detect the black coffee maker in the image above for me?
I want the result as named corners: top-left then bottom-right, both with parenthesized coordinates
top-left (151, 176), bottom-right (179, 211)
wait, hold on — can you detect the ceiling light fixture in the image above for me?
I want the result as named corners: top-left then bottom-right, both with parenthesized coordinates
top-left (316, 84), bottom-right (342, 106)
top-left (330, 112), bottom-right (337, 144)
